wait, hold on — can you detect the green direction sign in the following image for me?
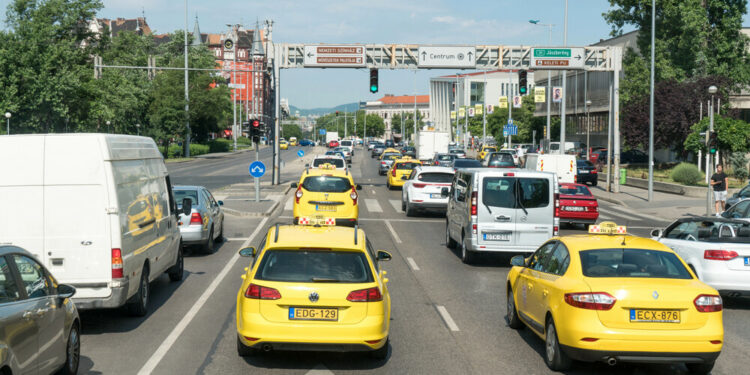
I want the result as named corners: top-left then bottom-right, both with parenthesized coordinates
top-left (533, 49), bottom-right (571, 58)
top-left (531, 47), bottom-right (585, 69)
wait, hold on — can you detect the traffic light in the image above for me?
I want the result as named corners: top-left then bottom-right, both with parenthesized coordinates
top-left (518, 70), bottom-right (528, 95)
top-left (708, 131), bottom-right (718, 154)
top-left (251, 120), bottom-right (261, 143)
top-left (369, 69), bottom-right (378, 93)
top-left (335, 111), bottom-right (339, 116)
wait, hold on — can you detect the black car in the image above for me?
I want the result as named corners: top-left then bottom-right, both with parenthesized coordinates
top-left (431, 153), bottom-right (456, 167)
top-left (451, 158), bottom-right (482, 171)
top-left (371, 145), bottom-right (385, 158)
top-left (727, 184), bottom-right (750, 210)
top-left (576, 159), bottom-right (598, 186)
top-left (401, 146), bottom-right (416, 158)
top-left (621, 149), bottom-right (648, 164)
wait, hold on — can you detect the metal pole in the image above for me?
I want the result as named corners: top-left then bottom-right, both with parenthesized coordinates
top-left (232, 28), bottom-right (238, 152)
top-left (546, 24), bottom-right (552, 146)
top-left (508, 72), bottom-right (513, 148)
top-left (613, 47), bottom-right (622, 193)
top-left (647, 0), bottom-right (655, 201)
top-left (482, 69), bottom-right (487, 145)
top-left (607, 70), bottom-right (613, 192)
top-left (184, 0), bottom-right (191, 157)
top-left (560, 0), bottom-right (568, 155)
top-left (414, 70), bottom-right (418, 145)
top-left (273, 47), bottom-right (281, 185)
top-left (255, 142), bottom-right (260, 202)
top-left (707, 98), bottom-right (714, 215)
top-left (584, 70), bottom-right (588, 160)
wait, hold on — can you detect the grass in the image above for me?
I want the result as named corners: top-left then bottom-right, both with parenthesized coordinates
top-left (164, 157), bottom-right (194, 164)
top-left (600, 165), bottom-right (746, 188)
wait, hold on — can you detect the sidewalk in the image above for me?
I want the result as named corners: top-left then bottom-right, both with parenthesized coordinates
top-left (590, 184), bottom-right (713, 221)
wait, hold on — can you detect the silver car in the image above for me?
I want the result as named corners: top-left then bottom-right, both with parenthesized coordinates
top-left (0, 246), bottom-right (80, 375)
top-left (174, 186), bottom-right (225, 254)
top-left (378, 152), bottom-right (402, 175)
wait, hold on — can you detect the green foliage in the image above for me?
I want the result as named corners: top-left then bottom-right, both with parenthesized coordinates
top-left (314, 111), bottom-right (385, 141)
top-left (670, 162), bottom-right (704, 185)
top-left (684, 115), bottom-right (750, 155)
top-left (729, 152), bottom-right (749, 180)
top-left (282, 124), bottom-right (303, 140)
top-left (167, 143), bottom-right (209, 158)
top-left (236, 136), bottom-right (253, 145)
top-left (208, 138), bottom-right (232, 153)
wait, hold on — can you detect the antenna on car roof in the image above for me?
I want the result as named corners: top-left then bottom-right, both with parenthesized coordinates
top-left (274, 223), bottom-right (280, 243)
top-left (354, 224), bottom-right (358, 245)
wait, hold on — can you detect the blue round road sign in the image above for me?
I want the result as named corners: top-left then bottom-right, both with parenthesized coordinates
top-left (297, 149), bottom-right (305, 157)
top-left (249, 161), bottom-right (266, 178)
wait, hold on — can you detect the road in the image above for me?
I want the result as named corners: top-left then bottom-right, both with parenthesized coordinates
top-left (77, 146), bottom-right (750, 375)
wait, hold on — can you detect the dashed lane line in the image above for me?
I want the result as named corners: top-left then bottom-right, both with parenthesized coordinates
top-left (389, 199), bottom-right (402, 213)
top-left (406, 257), bottom-right (420, 271)
top-left (365, 198), bottom-right (383, 213)
top-left (277, 215), bottom-right (442, 223)
top-left (284, 198), bottom-right (293, 211)
top-left (384, 220), bottom-right (402, 244)
top-left (436, 305), bottom-right (460, 332)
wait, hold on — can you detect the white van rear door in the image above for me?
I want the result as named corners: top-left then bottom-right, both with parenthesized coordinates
top-left (477, 176), bottom-right (517, 246)
top-left (514, 176), bottom-right (554, 248)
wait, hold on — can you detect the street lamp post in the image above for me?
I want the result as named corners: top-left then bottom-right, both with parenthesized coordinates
top-left (585, 100), bottom-right (592, 160)
top-left (4, 112), bottom-right (10, 135)
top-left (707, 85), bottom-right (718, 215)
top-left (647, 0), bottom-right (656, 202)
top-left (136, 123), bottom-right (141, 136)
top-left (529, 20), bottom-right (554, 150)
top-left (106, 120), bottom-right (111, 133)
top-left (559, 0), bottom-right (569, 154)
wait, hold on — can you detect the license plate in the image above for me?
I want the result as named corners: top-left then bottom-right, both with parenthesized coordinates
top-left (745, 257), bottom-right (750, 266)
top-left (289, 307), bottom-right (338, 321)
top-left (579, 170), bottom-right (589, 174)
top-left (316, 205), bottom-right (336, 212)
top-left (430, 194), bottom-right (442, 198)
top-left (629, 309), bottom-right (680, 323)
top-left (483, 232), bottom-right (511, 241)
top-left (563, 206), bottom-right (585, 211)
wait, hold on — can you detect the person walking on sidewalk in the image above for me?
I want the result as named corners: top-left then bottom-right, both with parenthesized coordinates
top-left (711, 164), bottom-right (729, 216)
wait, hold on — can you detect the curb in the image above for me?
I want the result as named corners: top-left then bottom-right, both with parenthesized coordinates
top-left (593, 194), bottom-right (628, 207)
top-left (222, 197), bottom-right (281, 218)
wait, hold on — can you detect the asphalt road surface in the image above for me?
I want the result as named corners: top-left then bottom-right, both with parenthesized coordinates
top-left (78, 146), bottom-right (750, 375)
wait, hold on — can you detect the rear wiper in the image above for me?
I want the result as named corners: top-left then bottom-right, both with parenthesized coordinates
top-left (515, 180), bottom-right (528, 216)
top-left (484, 202), bottom-right (492, 214)
top-left (312, 277), bottom-right (341, 282)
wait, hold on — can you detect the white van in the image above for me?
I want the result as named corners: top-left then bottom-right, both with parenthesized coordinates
top-left (444, 169), bottom-right (559, 264)
top-left (0, 134), bottom-right (185, 316)
top-left (524, 154), bottom-right (577, 183)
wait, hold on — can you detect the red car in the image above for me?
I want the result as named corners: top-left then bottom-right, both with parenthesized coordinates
top-left (328, 140), bottom-right (339, 148)
top-left (557, 183), bottom-right (599, 226)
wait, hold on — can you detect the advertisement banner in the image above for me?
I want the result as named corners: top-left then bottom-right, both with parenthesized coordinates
top-left (552, 86), bottom-right (563, 103)
top-left (498, 96), bottom-right (508, 109)
top-left (534, 87), bottom-right (546, 103)
top-left (474, 104), bottom-right (483, 115)
top-left (450, 111), bottom-right (456, 120)
top-left (458, 107), bottom-right (465, 118)
top-left (513, 96), bottom-right (522, 108)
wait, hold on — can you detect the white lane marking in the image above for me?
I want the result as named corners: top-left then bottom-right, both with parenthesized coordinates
top-left (436, 305), bottom-right (460, 332)
top-left (406, 257), bottom-right (420, 271)
top-left (384, 220), bottom-right (402, 244)
top-left (284, 198), bottom-right (293, 211)
top-left (305, 364), bottom-right (334, 375)
top-left (137, 217), bottom-right (270, 375)
top-left (225, 237), bottom-right (247, 242)
top-left (365, 198), bottom-right (383, 213)
top-left (598, 206), bottom-right (669, 222)
top-left (389, 199), bottom-right (402, 212)
top-left (371, 190), bottom-right (376, 195)
top-left (277, 215), bottom-right (442, 223)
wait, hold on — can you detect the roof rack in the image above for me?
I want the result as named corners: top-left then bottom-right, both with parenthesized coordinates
top-left (353, 224), bottom-right (358, 245)
top-left (274, 223), bottom-right (280, 242)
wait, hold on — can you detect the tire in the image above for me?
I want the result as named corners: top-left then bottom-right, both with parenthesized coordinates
top-left (445, 223), bottom-right (457, 249)
top-left (217, 218), bottom-right (224, 242)
top-left (507, 289), bottom-right (523, 329)
top-left (237, 336), bottom-right (259, 357)
top-left (167, 246), bottom-right (184, 282)
top-left (405, 199), bottom-right (415, 217)
top-left (128, 266), bottom-right (150, 317)
top-left (544, 318), bottom-right (572, 371)
top-left (386, 181), bottom-right (392, 190)
top-left (591, 180), bottom-right (598, 187)
top-left (401, 197), bottom-right (406, 211)
top-left (686, 362), bottom-right (715, 375)
top-left (203, 226), bottom-right (215, 254)
top-left (56, 323), bottom-right (80, 375)
top-left (370, 338), bottom-right (389, 360)
top-left (460, 235), bottom-right (476, 264)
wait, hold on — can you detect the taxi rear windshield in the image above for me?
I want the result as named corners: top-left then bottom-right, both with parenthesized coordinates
top-left (396, 162), bottom-right (421, 170)
top-left (580, 249), bottom-right (692, 279)
top-left (256, 250), bottom-right (373, 283)
top-left (418, 173), bottom-right (454, 183)
top-left (313, 159), bottom-right (345, 168)
top-left (302, 176), bottom-right (352, 192)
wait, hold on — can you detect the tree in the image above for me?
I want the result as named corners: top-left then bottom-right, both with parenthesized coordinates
top-left (685, 115), bottom-right (750, 158)
top-left (353, 111), bottom-right (385, 138)
top-left (282, 123), bottom-right (302, 139)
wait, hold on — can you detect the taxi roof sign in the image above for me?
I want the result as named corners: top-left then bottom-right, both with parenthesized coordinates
top-left (588, 221), bottom-right (627, 235)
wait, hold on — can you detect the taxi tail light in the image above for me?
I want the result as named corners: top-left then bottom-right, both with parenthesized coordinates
top-left (470, 191), bottom-right (478, 216)
top-left (413, 183), bottom-right (426, 188)
top-left (189, 212), bottom-right (203, 225)
top-left (564, 292), bottom-right (616, 310)
top-left (347, 287), bottom-right (382, 302)
top-left (704, 249), bottom-right (738, 261)
top-left (245, 283), bottom-right (282, 300)
top-left (694, 294), bottom-right (722, 312)
top-left (295, 187), bottom-right (303, 203)
top-left (350, 187), bottom-right (358, 205)
top-left (111, 248), bottom-right (124, 279)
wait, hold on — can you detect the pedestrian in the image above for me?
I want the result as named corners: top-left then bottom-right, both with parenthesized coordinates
top-left (710, 164), bottom-right (729, 216)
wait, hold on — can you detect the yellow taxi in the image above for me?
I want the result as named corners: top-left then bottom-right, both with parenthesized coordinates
top-left (506, 222), bottom-right (723, 373)
top-left (386, 158), bottom-right (420, 190)
top-left (289, 137), bottom-right (298, 146)
top-left (381, 148), bottom-right (401, 156)
top-left (292, 166), bottom-right (361, 226)
top-left (280, 140), bottom-right (289, 150)
top-left (236, 221), bottom-right (392, 358)
top-left (478, 145), bottom-right (497, 160)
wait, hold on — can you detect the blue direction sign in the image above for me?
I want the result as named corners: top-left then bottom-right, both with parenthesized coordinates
top-left (319, 129), bottom-right (327, 135)
top-left (297, 149), bottom-right (305, 157)
top-left (503, 121), bottom-right (518, 136)
top-left (249, 161), bottom-right (266, 178)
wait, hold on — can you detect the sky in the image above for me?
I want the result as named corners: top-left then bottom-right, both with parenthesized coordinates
top-left (3, 0), bottom-right (748, 109)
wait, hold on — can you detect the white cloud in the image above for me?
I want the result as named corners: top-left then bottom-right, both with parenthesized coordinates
top-left (431, 16), bottom-right (456, 23)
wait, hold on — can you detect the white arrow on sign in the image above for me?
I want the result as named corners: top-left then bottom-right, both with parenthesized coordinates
top-left (251, 166), bottom-right (264, 173)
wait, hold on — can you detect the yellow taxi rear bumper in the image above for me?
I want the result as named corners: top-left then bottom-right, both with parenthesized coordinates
top-left (388, 177), bottom-right (406, 187)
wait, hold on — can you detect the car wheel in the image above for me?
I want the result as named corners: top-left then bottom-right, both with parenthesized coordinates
top-left (237, 336), bottom-right (260, 357)
top-left (686, 362), bottom-right (715, 375)
top-left (401, 197), bottom-right (406, 211)
top-left (445, 223), bottom-right (457, 249)
top-left (168, 246), bottom-right (184, 282)
top-left (460, 235), bottom-right (475, 264)
top-left (591, 180), bottom-right (598, 187)
top-left (217, 218), bottom-right (224, 242)
top-left (128, 265), bottom-right (150, 317)
top-left (544, 318), bottom-right (572, 371)
top-left (405, 199), bottom-right (415, 217)
top-left (507, 289), bottom-right (523, 329)
top-left (370, 338), bottom-right (389, 360)
top-left (203, 226), bottom-right (215, 254)
top-left (56, 323), bottom-right (80, 375)
top-left (387, 181), bottom-right (392, 190)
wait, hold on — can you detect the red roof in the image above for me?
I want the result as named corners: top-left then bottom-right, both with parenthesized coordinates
top-left (377, 95), bottom-right (429, 104)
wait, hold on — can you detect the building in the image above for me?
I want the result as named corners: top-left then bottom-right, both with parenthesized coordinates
top-left (363, 95), bottom-right (430, 139)
top-left (430, 70), bottom-right (534, 138)
top-left (88, 17), bottom-right (152, 39)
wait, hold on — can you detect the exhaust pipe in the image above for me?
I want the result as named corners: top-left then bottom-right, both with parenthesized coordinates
top-left (262, 344), bottom-right (272, 352)
top-left (606, 357), bottom-right (617, 366)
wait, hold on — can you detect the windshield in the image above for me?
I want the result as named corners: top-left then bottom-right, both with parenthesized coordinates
top-left (482, 177), bottom-right (550, 209)
top-left (488, 154), bottom-right (515, 167)
top-left (301, 176), bottom-right (352, 192)
top-left (340, 141), bottom-right (352, 146)
top-left (396, 162), bottom-right (421, 170)
top-left (483, 147), bottom-right (497, 152)
top-left (559, 185), bottom-right (592, 196)
top-left (174, 190), bottom-right (199, 206)
top-left (453, 160), bottom-right (482, 168)
top-left (312, 158), bottom-right (345, 168)
top-left (418, 172), bottom-right (454, 183)
top-left (437, 154), bottom-right (454, 161)
top-left (256, 250), bottom-right (373, 283)
top-left (580, 249), bottom-right (692, 279)
top-left (664, 220), bottom-right (750, 242)
top-left (577, 160), bottom-right (594, 168)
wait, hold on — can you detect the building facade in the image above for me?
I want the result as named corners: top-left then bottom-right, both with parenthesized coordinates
top-left (363, 95), bottom-right (430, 140)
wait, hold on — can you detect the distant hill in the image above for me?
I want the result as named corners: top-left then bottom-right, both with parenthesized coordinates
top-left (289, 102), bottom-right (360, 117)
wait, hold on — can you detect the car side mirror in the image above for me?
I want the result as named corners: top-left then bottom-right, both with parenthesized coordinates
top-left (650, 229), bottom-right (663, 238)
top-left (290, 182), bottom-right (298, 188)
top-left (181, 198), bottom-right (192, 215)
top-left (218, 200), bottom-right (224, 206)
top-left (239, 247), bottom-right (257, 257)
top-left (305, 163), bottom-right (309, 168)
top-left (510, 255), bottom-right (526, 267)
top-left (441, 187), bottom-right (450, 197)
top-left (57, 284), bottom-right (76, 300)
top-left (401, 175), bottom-right (408, 180)
top-left (377, 250), bottom-right (392, 261)
top-left (356, 184), bottom-right (362, 190)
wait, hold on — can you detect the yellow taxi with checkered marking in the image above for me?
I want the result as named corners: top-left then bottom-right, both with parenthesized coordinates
top-left (291, 166), bottom-right (361, 226)
top-left (506, 222), bottom-right (723, 373)
top-left (386, 158), bottom-right (420, 190)
top-left (478, 145), bottom-right (497, 161)
top-left (236, 220), bottom-right (392, 358)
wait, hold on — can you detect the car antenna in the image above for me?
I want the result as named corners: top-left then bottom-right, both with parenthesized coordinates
top-left (620, 235), bottom-right (627, 246)
top-left (354, 224), bottom-right (358, 245)
top-left (274, 223), bottom-right (280, 243)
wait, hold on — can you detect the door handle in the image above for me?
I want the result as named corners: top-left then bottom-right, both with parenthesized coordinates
top-left (35, 308), bottom-right (49, 317)
top-left (542, 290), bottom-right (549, 298)
top-left (139, 219), bottom-right (156, 228)
top-left (23, 311), bottom-right (34, 320)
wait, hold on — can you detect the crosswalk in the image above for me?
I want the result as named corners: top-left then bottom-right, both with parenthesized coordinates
top-left (283, 197), bottom-right (403, 215)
